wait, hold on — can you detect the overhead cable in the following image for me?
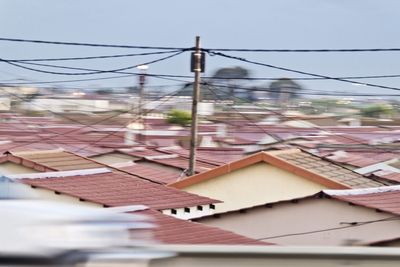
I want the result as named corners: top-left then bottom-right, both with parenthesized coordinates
top-left (211, 51), bottom-right (400, 92)
top-left (3, 87), bottom-right (185, 151)
top-left (0, 37), bottom-right (190, 50)
top-left (3, 37), bottom-right (400, 53)
top-left (6, 50), bottom-right (182, 62)
top-left (0, 50), bottom-right (185, 76)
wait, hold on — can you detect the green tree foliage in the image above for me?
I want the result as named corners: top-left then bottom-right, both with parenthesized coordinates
top-left (212, 66), bottom-right (250, 80)
top-left (211, 66), bottom-right (251, 99)
top-left (361, 104), bottom-right (394, 118)
top-left (269, 78), bottom-right (303, 101)
top-left (167, 109), bottom-right (192, 126)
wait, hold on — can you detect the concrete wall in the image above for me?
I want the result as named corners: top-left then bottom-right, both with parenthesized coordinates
top-left (198, 197), bottom-right (400, 246)
top-left (182, 162), bottom-right (326, 213)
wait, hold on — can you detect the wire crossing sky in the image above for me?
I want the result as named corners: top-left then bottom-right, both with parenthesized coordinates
top-left (1, 0), bottom-right (400, 96)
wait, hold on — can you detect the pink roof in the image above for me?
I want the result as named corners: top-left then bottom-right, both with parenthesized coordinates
top-left (326, 187), bottom-right (400, 215)
top-left (141, 156), bottom-right (218, 173)
top-left (325, 152), bottom-right (400, 168)
top-left (21, 170), bottom-right (219, 210)
top-left (157, 147), bottom-right (245, 165)
top-left (119, 163), bottom-right (180, 184)
top-left (372, 170), bottom-right (400, 183)
top-left (137, 209), bottom-right (269, 245)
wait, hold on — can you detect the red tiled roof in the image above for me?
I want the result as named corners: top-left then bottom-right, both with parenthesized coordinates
top-left (137, 209), bottom-right (269, 245)
top-left (372, 170), bottom-right (400, 183)
top-left (10, 150), bottom-right (105, 171)
top-left (141, 156), bottom-right (218, 173)
top-left (170, 149), bottom-right (383, 190)
top-left (276, 150), bottom-right (383, 188)
top-left (324, 152), bottom-right (400, 168)
top-left (325, 186), bottom-right (400, 216)
top-left (157, 147), bottom-right (244, 166)
top-left (213, 136), bottom-right (257, 145)
top-left (21, 170), bottom-right (219, 210)
top-left (119, 163), bottom-right (180, 184)
top-left (119, 147), bottom-right (170, 158)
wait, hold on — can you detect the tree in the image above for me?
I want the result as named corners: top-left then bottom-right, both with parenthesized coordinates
top-left (176, 82), bottom-right (216, 101)
top-left (268, 78), bottom-right (303, 103)
top-left (167, 109), bottom-right (191, 126)
top-left (211, 66), bottom-right (251, 99)
top-left (361, 104), bottom-right (394, 118)
top-left (95, 89), bottom-right (112, 95)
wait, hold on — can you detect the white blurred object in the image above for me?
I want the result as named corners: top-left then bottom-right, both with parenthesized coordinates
top-left (0, 176), bottom-right (154, 256)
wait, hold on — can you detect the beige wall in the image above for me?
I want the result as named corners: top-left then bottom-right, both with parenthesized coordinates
top-left (31, 187), bottom-right (102, 208)
top-left (0, 162), bottom-right (40, 175)
top-left (182, 162), bottom-right (326, 213)
top-left (198, 198), bottom-right (400, 246)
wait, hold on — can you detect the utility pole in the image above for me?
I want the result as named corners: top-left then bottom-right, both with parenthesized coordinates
top-left (188, 36), bottom-right (202, 176)
top-left (137, 65), bottom-right (148, 143)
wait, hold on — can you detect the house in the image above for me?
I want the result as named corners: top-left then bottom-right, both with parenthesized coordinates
top-left (133, 209), bottom-right (268, 245)
top-left (169, 149), bottom-right (383, 213)
top-left (15, 167), bottom-right (219, 220)
top-left (196, 186), bottom-right (400, 246)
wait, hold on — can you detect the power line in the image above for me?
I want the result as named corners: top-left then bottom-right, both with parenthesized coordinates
top-left (257, 216), bottom-right (400, 240)
top-left (0, 80), bottom-right (184, 90)
top-left (73, 88), bottom-right (185, 153)
top-left (0, 74), bottom-right (136, 85)
top-left (203, 74), bottom-right (400, 81)
top-left (205, 82), bottom-right (400, 97)
top-left (6, 58), bottom-right (400, 86)
top-left (209, 86), bottom-right (400, 156)
top-left (205, 84), bottom-right (283, 142)
top-left (0, 51), bottom-right (186, 76)
top-left (0, 37), bottom-right (190, 50)
top-left (6, 50), bottom-right (181, 62)
top-left (211, 51), bottom-right (400, 92)
top-left (205, 48), bottom-right (400, 53)
top-left (1, 88), bottom-right (185, 151)
top-left (3, 37), bottom-right (400, 53)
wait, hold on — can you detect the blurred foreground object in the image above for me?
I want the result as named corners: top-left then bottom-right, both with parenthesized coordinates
top-left (0, 176), bottom-right (156, 265)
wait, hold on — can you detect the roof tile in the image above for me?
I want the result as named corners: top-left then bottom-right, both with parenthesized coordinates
top-left (21, 170), bottom-right (219, 210)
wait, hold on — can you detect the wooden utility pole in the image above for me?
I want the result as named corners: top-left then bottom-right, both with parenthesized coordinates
top-left (188, 36), bottom-right (202, 176)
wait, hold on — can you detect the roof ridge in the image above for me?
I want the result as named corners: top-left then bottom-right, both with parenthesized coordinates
top-left (10, 167), bottom-right (111, 179)
top-left (265, 148), bottom-right (301, 155)
top-left (10, 148), bottom-right (64, 156)
top-left (323, 185), bottom-right (400, 196)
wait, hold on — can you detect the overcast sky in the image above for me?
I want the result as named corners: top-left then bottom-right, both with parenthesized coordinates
top-left (1, 0), bottom-right (400, 96)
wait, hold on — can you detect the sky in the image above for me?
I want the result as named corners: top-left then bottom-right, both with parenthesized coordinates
top-left (1, 0), bottom-right (400, 97)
